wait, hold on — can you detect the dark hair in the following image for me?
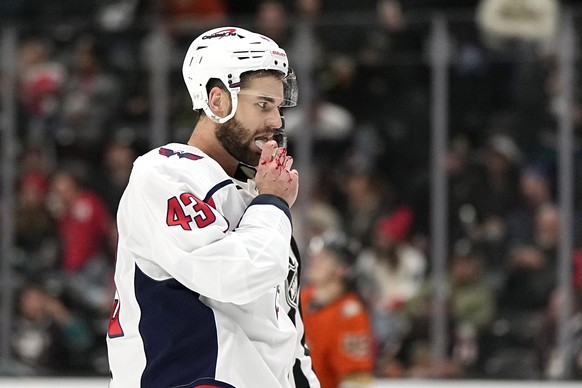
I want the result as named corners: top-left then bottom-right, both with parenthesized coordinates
top-left (240, 69), bottom-right (284, 89)
top-left (206, 78), bottom-right (227, 94)
top-left (206, 69), bottom-right (284, 94)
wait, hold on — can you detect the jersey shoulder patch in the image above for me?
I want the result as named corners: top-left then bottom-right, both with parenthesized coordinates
top-left (159, 147), bottom-right (203, 161)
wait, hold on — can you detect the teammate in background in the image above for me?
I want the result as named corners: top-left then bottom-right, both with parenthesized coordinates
top-left (106, 27), bottom-right (320, 388)
top-left (301, 232), bottom-right (375, 388)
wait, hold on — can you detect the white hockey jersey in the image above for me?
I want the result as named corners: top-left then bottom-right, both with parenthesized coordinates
top-left (106, 143), bottom-right (320, 388)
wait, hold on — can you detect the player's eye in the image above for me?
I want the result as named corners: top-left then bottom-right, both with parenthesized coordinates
top-left (258, 101), bottom-right (279, 112)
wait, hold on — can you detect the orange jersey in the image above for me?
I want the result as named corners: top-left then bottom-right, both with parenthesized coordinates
top-left (301, 287), bottom-right (374, 388)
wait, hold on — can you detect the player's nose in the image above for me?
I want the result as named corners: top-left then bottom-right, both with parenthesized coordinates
top-left (266, 109), bottom-right (283, 130)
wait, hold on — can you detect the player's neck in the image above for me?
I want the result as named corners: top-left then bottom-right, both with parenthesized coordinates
top-left (188, 127), bottom-right (238, 177)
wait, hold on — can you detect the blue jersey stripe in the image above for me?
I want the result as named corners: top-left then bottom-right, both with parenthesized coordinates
top-left (203, 179), bottom-right (233, 203)
top-left (135, 265), bottom-right (219, 388)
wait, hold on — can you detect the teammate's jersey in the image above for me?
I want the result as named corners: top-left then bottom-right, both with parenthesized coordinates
top-left (106, 143), bottom-right (319, 388)
top-left (301, 287), bottom-right (374, 388)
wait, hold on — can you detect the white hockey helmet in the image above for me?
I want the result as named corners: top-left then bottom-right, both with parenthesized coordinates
top-left (182, 26), bottom-right (298, 123)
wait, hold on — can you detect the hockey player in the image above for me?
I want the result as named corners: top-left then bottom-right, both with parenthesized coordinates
top-left (301, 232), bottom-right (375, 388)
top-left (106, 26), bottom-right (320, 388)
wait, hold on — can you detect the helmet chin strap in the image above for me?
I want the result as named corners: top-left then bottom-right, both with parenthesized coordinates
top-left (203, 92), bottom-right (239, 124)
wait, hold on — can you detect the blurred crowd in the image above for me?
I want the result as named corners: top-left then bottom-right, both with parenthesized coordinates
top-left (1, 0), bottom-right (582, 381)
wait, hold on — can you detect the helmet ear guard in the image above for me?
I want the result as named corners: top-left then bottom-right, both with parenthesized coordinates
top-left (202, 85), bottom-right (240, 124)
top-left (182, 27), bottom-right (297, 123)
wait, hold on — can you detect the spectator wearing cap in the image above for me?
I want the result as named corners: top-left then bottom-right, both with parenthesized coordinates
top-left (301, 232), bottom-right (375, 388)
top-left (14, 171), bottom-right (60, 278)
top-left (353, 205), bottom-right (427, 377)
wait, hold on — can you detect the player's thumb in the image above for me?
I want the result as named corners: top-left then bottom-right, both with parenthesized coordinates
top-left (260, 140), bottom-right (277, 163)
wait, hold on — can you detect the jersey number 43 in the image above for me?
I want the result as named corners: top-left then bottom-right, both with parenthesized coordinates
top-left (166, 192), bottom-right (216, 230)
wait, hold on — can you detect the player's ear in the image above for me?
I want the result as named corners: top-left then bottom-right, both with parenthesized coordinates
top-left (208, 86), bottom-right (232, 117)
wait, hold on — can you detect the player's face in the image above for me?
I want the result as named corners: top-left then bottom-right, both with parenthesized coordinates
top-left (216, 75), bottom-right (284, 167)
top-left (307, 248), bottom-right (346, 286)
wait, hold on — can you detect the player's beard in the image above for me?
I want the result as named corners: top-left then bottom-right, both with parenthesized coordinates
top-left (215, 117), bottom-right (261, 167)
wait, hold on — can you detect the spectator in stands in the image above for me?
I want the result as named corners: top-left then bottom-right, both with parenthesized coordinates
top-left (60, 35), bottom-right (122, 161)
top-left (339, 164), bottom-right (395, 248)
top-left (447, 248), bottom-right (496, 374)
top-left (294, 0), bottom-right (322, 18)
top-left (47, 164), bottom-right (115, 315)
top-left (488, 244), bottom-right (555, 378)
top-left (484, 192), bottom-right (558, 376)
top-left (254, 0), bottom-right (294, 50)
top-left (16, 37), bottom-right (65, 146)
top-left (404, 245), bottom-right (495, 377)
top-left (468, 134), bottom-right (521, 284)
top-left (444, 136), bottom-right (479, 247)
top-left (534, 288), bottom-right (582, 379)
top-left (93, 135), bottom-right (138, 215)
top-left (471, 135), bottom-right (521, 228)
top-left (301, 232), bottom-right (375, 388)
top-left (162, 0), bottom-right (228, 28)
top-left (497, 227), bottom-right (558, 319)
top-left (533, 203), bottom-right (560, 260)
top-left (13, 144), bottom-right (58, 275)
top-left (404, 135), bottom-right (477, 257)
top-left (354, 0), bottom-right (431, 169)
top-left (11, 281), bottom-right (93, 375)
top-left (14, 169), bottom-right (60, 278)
top-left (354, 205), bottom-right (426, 376)
top-left (506, 165), bottom-right (554, 248)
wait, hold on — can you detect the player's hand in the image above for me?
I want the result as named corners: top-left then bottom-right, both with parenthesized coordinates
top-left (255, 140), bottom-right (299, 207)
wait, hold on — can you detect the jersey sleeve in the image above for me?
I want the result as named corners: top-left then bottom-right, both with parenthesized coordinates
top-left (293, 292), bottom-right (321, 388)
top-left (120, 161), bottom-right (291, 305)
